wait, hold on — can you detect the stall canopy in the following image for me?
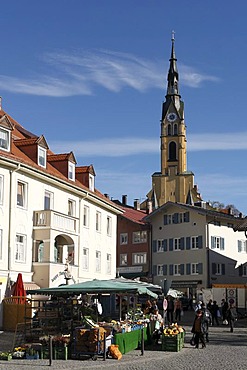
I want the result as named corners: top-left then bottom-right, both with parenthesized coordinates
top-left (27, 277), bottom-right (161, 299)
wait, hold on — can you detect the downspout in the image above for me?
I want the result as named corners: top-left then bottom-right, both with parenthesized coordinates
top-left (8, 163), bottom-right (21, 273)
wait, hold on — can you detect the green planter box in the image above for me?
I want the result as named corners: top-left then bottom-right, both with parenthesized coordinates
top-left (0, 354), bottom-right (12, 361)
top-left (162, 334), bottom-right (182, 352)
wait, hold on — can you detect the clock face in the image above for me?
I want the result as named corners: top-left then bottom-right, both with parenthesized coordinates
top-left (167, 113), bottom-right (177, 122)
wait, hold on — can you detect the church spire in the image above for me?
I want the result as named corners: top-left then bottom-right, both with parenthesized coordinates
top-left (166, 31), bottom-right (180, 98)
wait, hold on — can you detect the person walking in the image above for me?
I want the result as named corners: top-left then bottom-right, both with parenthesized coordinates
top-left (174, 298), bottom-right (182, 322)
top-left (201, 302), bottom-right (211, 342)
top-left (166, 296), bottom-right (174, 324)
top-left (191, 309), bottom-right (206, 349)
top-left (211, 300), bottom-right (220, 326)
top-left (221, 299), bottom-right (229, 322)
top-left (226, 303), bottom-right (237, 332)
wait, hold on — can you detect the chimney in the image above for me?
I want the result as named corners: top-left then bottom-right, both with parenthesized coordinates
top-left (147, 200), bottom-right (152, 214)
top-left (104, 194), bottom-right (109, 199)
top-left (228, 207), bottom-right (233, 215)
top-left (134, 199), bottom-right (140, 210)
top-left (122, 195), bottom-right (127, 206)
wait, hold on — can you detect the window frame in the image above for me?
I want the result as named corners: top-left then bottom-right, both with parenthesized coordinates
top-left (96, 211), bottom-right (101, 232)
top-left (132, 252), bottom-right (147, 265)
top-left (132, 231), bottom-right (147, 244)
top-left (0, 229), bottom-right (2, 260)
top-left (191, 263), bottom-right (199, 275)
top-left (38, 146), bottom-right (47, 168)
top-left (82, 247), bottom-right (89, 271)
top-left (106, 253), bottom-right (111, 274)
top-left (95, 250), bottom-right (101, 272)
top-left (44, 190), bottom-right (54, 210)
top-left (174, 264), bottom-right (181, 276)
top-left (120, 253), bottom-right (127, 266)
top-left (174, 238), bottom-right (181, 251)
top-left (157, 264), bottom-right (164, 276)
top-left (83, 205), bottom-right (89, 227)
top-left (0, 127), bottom-right (10, 151)
top-left (17, 181), bottom-right (27, 208)
top-left (68, 162), bottom-right (75, 181)
top-left (0, 175), bottom-right (3, 205)
top-left (68, 199), bottom-right (76, 217)
top-left (106, 216), bottom-right (112, 236)
top-left (15, 233), bottom-right (26, 262)
top-left (120, 233), bottom-right (128, 245)
top-left (191, 236), bottom-right (199, 249)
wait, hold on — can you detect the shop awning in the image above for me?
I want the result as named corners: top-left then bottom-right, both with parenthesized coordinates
top-left (27, 277), bottom-right (161, 299)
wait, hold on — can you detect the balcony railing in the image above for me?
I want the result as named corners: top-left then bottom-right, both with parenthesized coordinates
top-left (33, 210), bottom-right (78, 233)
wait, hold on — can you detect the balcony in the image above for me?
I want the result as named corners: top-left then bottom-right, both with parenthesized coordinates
top-left (33, 210), bottom-right (78, 234)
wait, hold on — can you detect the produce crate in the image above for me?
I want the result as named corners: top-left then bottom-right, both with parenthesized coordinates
top-left (162, 334), bottom-right (183, 352)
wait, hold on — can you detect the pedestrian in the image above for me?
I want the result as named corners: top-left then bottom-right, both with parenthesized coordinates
top-left (221, 299), bottom-right (229, 321)
top-left (166, 296), bottom-right (174, 324)
top-left (174, 298), bottom-right (182, 322)
top-left (226, 303), bottom-right (237, 332)
top-left (211, 300), bottom-right (220, 326)
top-left (201, 302), bottom-right (211, 342)
top-left (191, 309), bottom-right (206, 349)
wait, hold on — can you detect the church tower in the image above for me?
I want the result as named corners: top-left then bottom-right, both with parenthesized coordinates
top-left (148, 33), bottom-right (201, 207)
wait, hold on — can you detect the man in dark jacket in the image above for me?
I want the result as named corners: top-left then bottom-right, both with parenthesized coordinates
top-left (191, 310), bottom-right (206, 349)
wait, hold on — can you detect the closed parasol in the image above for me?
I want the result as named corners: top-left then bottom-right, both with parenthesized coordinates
top-left (12, 273), bottom-right (26, 304)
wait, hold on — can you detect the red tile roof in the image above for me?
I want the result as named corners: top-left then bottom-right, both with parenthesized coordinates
top-left (121, 206), bottom-right (148, 224)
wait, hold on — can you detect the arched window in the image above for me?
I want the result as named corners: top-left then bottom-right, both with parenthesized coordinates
top-left (169, 141), bottom-right (177, 161)
top-left (38, 241), bottom-right (44, 262)
top-left (167, 124), bottom-right (171, 136)
top-left (173, 124), bottom-right (178, 135)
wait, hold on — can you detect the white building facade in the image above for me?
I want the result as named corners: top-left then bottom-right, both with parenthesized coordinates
top-left (0, 107), bottom-right (122, 327)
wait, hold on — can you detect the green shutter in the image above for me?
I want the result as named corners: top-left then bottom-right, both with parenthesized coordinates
top-left (186, 263), bottom-right (191, 275)
top-left (186, 237), bottom-right (191, 250)
top-left (198, 235), bottom-right (203, 249)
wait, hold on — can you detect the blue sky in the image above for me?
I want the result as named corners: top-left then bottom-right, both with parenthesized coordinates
top-left (1, 1), bottom-right (247, 213)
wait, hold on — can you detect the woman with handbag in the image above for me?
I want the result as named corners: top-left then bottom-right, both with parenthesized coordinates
top-left (191, 310), bottom-right (206, 349)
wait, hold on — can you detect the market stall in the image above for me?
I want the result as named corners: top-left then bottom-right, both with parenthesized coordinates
top-left (24, 278), bottom-right (161, 358)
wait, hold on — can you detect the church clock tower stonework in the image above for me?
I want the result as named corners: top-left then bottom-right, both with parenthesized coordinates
top-left (148, 33), bottom-right (201, 207)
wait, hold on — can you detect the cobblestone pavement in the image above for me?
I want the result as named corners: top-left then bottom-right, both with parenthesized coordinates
top-left (0, 313), bottom-right (246, 370)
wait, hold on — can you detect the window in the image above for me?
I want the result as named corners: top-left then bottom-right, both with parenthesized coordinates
top-left (17, 181), bottom-right (27, 208)
top-left (89, 174), bottom-right (94, 191)
top-left (133, 231), bottom-right (147, 244)
top-left (95, 251), bottom-right (101, 272)
top-left (174, 264), bottom-right (181, 275)
top-left (132, 252), bottom-right (147, 265)
top-left (0, 175), bottom-right (3, 205)
top-left (0, 229), bottom-right (2, 260)
top-left (15, 234), bottom-right (26, 262)
top-left (44, 190), bottom-right (53, 210)
top-left (120, 233), bottom-right (128, 245)
top-left (174, 238), bottom-right (181, 251)
top-left (191, 236), bottom-right (199, 249)
top-left (164, 212), bottom-right (189, 225)
top-left (96, 211), bottom-right (101, 232)
top-left (106, 253), bottom-right (111, 274)
top-left (212, 262), bottom-right (225, 275)
top-left (38, 146), bottom-right (46, 167)
top-left (107, 216), bottom-right (112, 236)
top-left (243, 266), bottom-right (247, 277)
top-left (68, 199), bottom-right (76, 217)
top-left (168, 141), bottom-right (177, 161)
top-left (211, 236), bottom-right (224, 250)
top-left (157, 240), bottom-right (164, 252)
top-left (120, 254), bottom-right (127, 266)
top-left (38, 241), bottom-right (44, 262)
top-left (83, 206), bottom-right (89, 227)
top-left (157, 265), bottom-right (164, 276)
top-left (68, 162), bottom-right (75, 181)
top-left (238, 240), bottom-right (247, 253)
top-left (82, 248), bottom-right (89, 270)
top-left (0, 128), bottom-right (10, 151)
top-left (191, 263), bottom-right (199, 274)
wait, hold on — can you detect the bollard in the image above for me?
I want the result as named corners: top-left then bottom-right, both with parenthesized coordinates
top-left (49, 335), bottom-right (53, 366)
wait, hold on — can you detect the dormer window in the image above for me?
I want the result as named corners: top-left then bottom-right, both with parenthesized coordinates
top-left (0, 127), bottom-right (10, 151)
top-left (89, 174), bottom-right (94, 191)
top-left (38, 146), bottom-right (47, 168)
top-left (68, 162), bottom-right (75, 181)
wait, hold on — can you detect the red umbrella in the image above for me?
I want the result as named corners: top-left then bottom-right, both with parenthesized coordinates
top-left (12, 273), bottom-right (26, 304)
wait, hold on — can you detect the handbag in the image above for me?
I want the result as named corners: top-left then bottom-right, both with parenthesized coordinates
top-left (223, 319), bottom-right (228, 325)
top-left (190, 334), bottom-right (195, 346)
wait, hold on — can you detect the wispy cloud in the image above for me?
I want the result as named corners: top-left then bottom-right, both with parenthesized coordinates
top-left (49, 131), bottom-right (247, 157)
top-left (0, 49), bottom-right (218, 97)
